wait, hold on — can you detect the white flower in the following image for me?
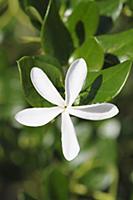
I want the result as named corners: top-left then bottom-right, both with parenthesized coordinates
top-left (15, 58), bottom-right (119, 161)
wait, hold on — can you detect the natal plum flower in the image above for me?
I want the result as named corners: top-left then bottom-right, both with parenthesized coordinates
top-left (15, 58), bottom-right (119, 161)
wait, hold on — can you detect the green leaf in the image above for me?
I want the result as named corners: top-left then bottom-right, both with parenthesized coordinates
top-left (128, 0), bottom-right (133, 10)
top-left (0, 49), bottom-right (8, 71)
top-left (113, 42), bottom-right (133, 61)
top-left (81, 60), bottom-right (132, 103)
top-left (17, 55), bottom-right (63, 107)
top-left (26, 6), bottom-right (43, 29)
top-left (19, 0), bottom-right (49, 29)
top-left (0, 67), bottom-right (24, 119)
top-left (71, 37), bottom-right (104, 71)
top-left (0, 0), bottom-right (8, 15)
top-left (41, 0), bottom-right (74, 65)
top-left (46, 168), bottom-right (69, 200)
top-left (19, 0), bottom-right (49, 18)
top-left (67, 1), bottom-right (99, 47)
top-left (95, 139), bottom-right (117, 165)
top-left (22, 193), bottom-right (37, 200)
top-left (97, 29), bottom-right (133, 61)
top-left (93, 192), bottom-right (114, 200)
top-left (96, 0), bottom-right (122, 20)
top-left (80, 167), bottom-right (112, 190)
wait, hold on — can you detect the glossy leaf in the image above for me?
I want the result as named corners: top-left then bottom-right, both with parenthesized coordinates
top-left (96, 0), bottom-right (122, 20)
top-left (97, 29), bottom-right (133, 61)
top-left (71, 37), bottom-right (104, 71)
top-left (41, 0), bottom-right (74, 65)
top-left (19, 0), bottom-right (49, 29)
top-left (81, 61), bottom-right (132, 103)
top-left (17, 55), bottom-right (63, 107)
top-left (67, 1), bottom-right (99, 47)
top-left (26, 6), bottom-right (43, 29)
top-left (19, 0), bottom-right (49, 18)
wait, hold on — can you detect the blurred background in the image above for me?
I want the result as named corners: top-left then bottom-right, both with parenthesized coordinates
top-left (0, 0), bottom-right (133, 200)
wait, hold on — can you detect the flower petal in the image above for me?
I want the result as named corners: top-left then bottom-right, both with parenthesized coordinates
top-left (65, 58), bottom-right (87, 106)
top-left (31, 67), bottom-right (65, 106)
top-left (69, 103), bottom-right (119, 120)
top-left (15, 107), bottom-right (63, 127)
top-left (61, 111), bottom-right (80, 161)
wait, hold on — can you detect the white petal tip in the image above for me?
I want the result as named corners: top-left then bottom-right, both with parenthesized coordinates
top-left (30, 67), bottom-right (65, 106)
top-left (15, 107), bottom-right (63, 127)
top-left (30, 67), bottom-right (41, 77)
top-left (15, 112), bottom-right (24, 125)
top-left (15, 112), bottom-right (31, 127)
top-left (78, 58), bottom-right (86, 63)
top-left (31, 67), bottom-right (40, 72)
top-left (112, 105), bottom-right (119, 116)
top-left (65, 58), bottom-right (87, 106)
top-left (76, 58), bottom-right (87, 68)
top-left (69, 103), bottom-right (119, 121)
top-left (64, 147), bottom-right (80, 161)
top-left (105, 103), bottom-right (119, 119)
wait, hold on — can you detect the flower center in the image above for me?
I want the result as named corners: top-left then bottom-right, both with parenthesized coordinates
top-left (59, 104), bottom-right (70, 113)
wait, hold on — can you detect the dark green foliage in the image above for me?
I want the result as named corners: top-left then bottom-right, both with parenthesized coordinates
top-left (0, 0), bottom-right (133, 200)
